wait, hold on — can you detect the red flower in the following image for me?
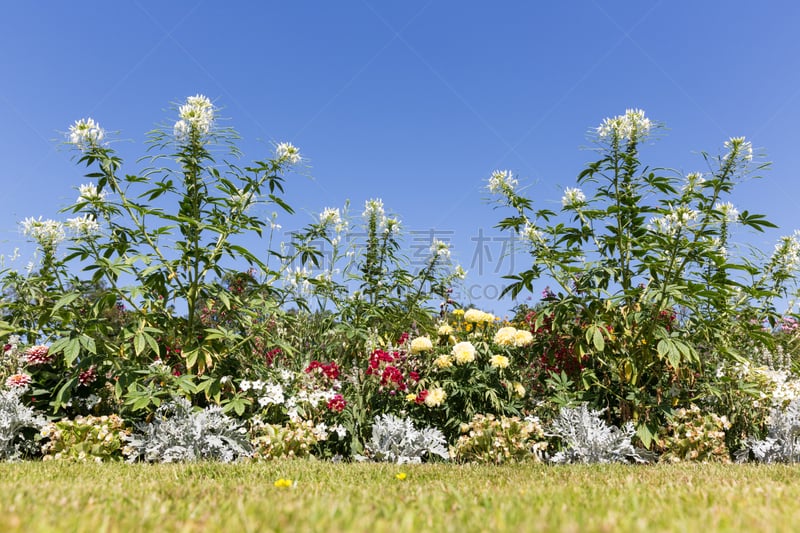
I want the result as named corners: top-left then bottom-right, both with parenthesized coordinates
top-left (409, 371), bottom-right (420, 382)
top-left (415, 389), bottom-right (428, 405)
top-left (327, 394), bottom-right (346, 413)
top-left (305, 360), bottom-right (340, 380)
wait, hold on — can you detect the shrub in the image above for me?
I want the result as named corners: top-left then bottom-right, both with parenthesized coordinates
top-left (737, 397), bottom-right (800, 463)
top-left (659, 405), bottom-right (731, 463)
top-left (548, 403), bottom-right (648, 464)
top-left (0, 388), bottom-right (45, 460)
top-left (41, 414), bottom-right (129, 462)
top-left (124, 397), bottom-right (251, 463)
top-left (357, 414), bottom-right (448, 464)
top-left (450, 414), bottom-right (547, 464)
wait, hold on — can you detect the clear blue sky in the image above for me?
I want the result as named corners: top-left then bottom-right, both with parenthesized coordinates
top-left (2, 1), bottom-right (799, 315)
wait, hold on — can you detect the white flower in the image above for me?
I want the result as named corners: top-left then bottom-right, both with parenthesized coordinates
top-left (682, 172), bottom-right (706, 193)
top-left (424, 387), bottom-right (447, 407)
top-left (20, 217), bottom-right (65, 248)
top-left (319, 207), bottom-right (342, 228)
top-left (723, 136), bottom-right (753, 165)
top-left (520, 221), bottom-right (542, 245)
top-left (363, 198), bottom-right (385, 221)
top-left (452, 341), bottom-right (476, 364)
top-left (275, 142), bottom-right (301, 165)
top-left (77, 183), bottom-right (107, 203)
top-left (487, 170), bottom-right (518, 195)
top-left (453, 265), bottom-right (467, 280)
top-left (648, 206), bottom-right (698, 237)
top-left (714, 202), bottom-right (739, 223)
top-left (561, 187), bottom-right (586, 208)
top-left (596, 108), bottom-right (652, 143)
top-left (385, 217), bottom-right (401, 236)
top-left (257, 383), bottom-right (285, 406)
top-left (68, 118), bottom-right (105, 151)
top-left (431, 239), bottom-right (451, 260)
top-left (174, 94), bottom-right (214, 141)
top-left (66, 215), bottom-right (100, 236)
top-left (410, 336), bottom-right (433, 354)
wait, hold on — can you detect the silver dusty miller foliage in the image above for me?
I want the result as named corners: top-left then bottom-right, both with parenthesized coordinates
top-left (736, 397), bottom-right (800, 463)
top-left (547, 403), bottom-right (649, 464)
top-left (125, 397), bottom-right (251, 463)
top-left (0, 388), bottom-right (45, 460)
top-left (357, 413), bottom-right (449, 464)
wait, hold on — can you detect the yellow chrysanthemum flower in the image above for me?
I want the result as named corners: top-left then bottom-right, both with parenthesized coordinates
top-left (490, 354), bottom-right (510, 369)
top-left (452, 341), bottom-right (476, 364)
top-left (513, 330), bottom-right (534, 347)
top-left (434, 354), bottom-right (453, 369)
top-left (425, 387), bottom-right (447, 407)
top-left (494, 326), bottom-right (518, 347)
top-left (437, 324), bottom-right (454, 336)
top-left (410, 336), bottom-right (433, 354)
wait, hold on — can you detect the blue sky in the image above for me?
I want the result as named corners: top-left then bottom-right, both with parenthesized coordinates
top-left (2, 1), bottom-right (799, 315)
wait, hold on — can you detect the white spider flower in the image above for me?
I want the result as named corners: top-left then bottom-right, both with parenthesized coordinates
top-left (723, 136), bottom-right (753, 166)
top-left (275, 142), bottom-right (301, 165)
top-left (561, 187), bottom-right (586, 208)
top-left (431, 239), bottom-right (451, 260)
top-left (174, 94), bottom-right (214, 141)
top-left (596, 108), bottom-right (652, 143)
top-left (65, 214), bottom-right (101, 236)
top-left (68, 118), bottom-right (105, 151)
top-left (487, 170), bottom-right (518, 196)
top-left (20, 217), bottom-right (65, 248)
top-left (714, 201), bottom-right (739, 223)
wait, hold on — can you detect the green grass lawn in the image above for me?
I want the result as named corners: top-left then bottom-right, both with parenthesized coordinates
top-left (1, 461), bottom-right (799, 532)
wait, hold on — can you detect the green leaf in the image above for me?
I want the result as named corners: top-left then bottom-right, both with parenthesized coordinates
top-left (64, 338), bottom-right (81, 366)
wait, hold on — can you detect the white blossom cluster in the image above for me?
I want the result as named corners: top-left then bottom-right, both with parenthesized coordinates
top-left (68, 118), bottom-right (105, 152)
top-left (77, 183), bottom-right (107, 204)
top-left (648, 207), bottom-right (699, 237)
top-left (596, 108), bottom-right (652, 143)
top-left (275, 142), bottom-right (301, 165)
top-left (20, 217), bottom-right (65, 248)
top-left (519, 221), bottom-right (543, 245)
top-left (66, 214), bottom-right (100, 237)
top-left (769, 231), bottom-right (800, 276)
top-left (714, 201), bottom-right (739, 223)
top-left (487, 170), bottom-right (518, 196)
top-left (430, 239), bottom-right (451, 260)
top-left (174, 94), bottom-right (214, 142)
top-left (722, 136), bottom-right (753, 166)
top-left (561, 187), bottom-right (586, 208)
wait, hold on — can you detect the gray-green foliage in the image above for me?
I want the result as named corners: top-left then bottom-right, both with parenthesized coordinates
top-left (737, 397), bottom-right (800, 463)
top-left (0, 389), bottom-right (45, 460)
top-left (125, 397), bottom-right (251, 463)
top-left (548, 404), bottom-right (648, 464)
top-left (357, 413), bottom-right (449, 464)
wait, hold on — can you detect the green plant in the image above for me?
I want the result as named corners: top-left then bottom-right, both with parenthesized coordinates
top-left (659, 405), bottom-right (731, 463)
top-left (40, 414), bottom-right (129, 462)
top-left (490, 109), bottom-right (795, 446)
top-left (450, 413), bottom-right (546, 464)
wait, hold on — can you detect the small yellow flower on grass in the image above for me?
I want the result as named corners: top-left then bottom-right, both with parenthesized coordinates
top-left (395, 472), bottom-right (407, 480)
top-left (274, 478), bottom-right (293, 489)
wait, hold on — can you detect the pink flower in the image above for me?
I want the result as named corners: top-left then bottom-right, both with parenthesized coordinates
top-left (78, 366), bottom-right (97, 387)
top-left (5, 373), bottom-right (31, 389)
top-left (24, 345), bottom-right (55, 366)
